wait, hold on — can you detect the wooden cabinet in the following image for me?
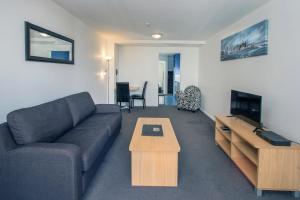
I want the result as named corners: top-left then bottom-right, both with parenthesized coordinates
top-left (215, 115), bottom-right (300, 197)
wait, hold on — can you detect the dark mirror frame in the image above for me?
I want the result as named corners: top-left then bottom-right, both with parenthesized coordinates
top-left (25, 21), bottom-right (75, 64)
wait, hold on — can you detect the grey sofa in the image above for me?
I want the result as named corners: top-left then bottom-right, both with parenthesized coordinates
top-left (0, 92), bottom-right (122, 200)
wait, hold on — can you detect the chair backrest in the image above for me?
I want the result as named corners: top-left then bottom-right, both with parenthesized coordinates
top-left (142, 81), bottom-right (148, 98)
top-left (184, 85), bottom-right (201, 98)
top-left (116, 82), bottom-right (130, 102)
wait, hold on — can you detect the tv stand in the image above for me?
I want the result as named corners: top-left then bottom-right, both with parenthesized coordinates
top-left (215, 115), bottom-right (300, 197)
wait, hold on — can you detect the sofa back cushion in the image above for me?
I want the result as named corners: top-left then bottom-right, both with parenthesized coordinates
top-left (0, 123), bottom-right (17, 153)
top-left (65, 92), bottom-right (96, 126)
top-left (7, 99), bottom-right (73, 145)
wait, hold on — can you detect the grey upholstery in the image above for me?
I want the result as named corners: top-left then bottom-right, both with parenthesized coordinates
top-left (0, 92), bottom-right (122, 200)
top-left (95, 104), bottom-right (121, 114)
top-left (0, 143), bottom-right (82, 200)
top-left (65, 92), bottom-right (96, 126)
top-left (81, 127), bottom-right (120, 193)
top-left (176, 85), bottom-right (201, 112)
top-left (56, 127), bottom-right (110, 171)
top-left (7, 99), bottom-right (73, 145)
top-left (76, 113), bottom-right (122, 136)
top-left (0, 123), bottom-right (17, 153)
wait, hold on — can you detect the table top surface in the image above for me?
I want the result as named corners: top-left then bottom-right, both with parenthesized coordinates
top-left (129, 118), bottom-right (181, 152)
top-left (129, 86), bottom-right (140, 91)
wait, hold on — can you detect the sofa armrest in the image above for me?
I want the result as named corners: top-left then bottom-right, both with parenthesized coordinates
top-left (0, 143), bottom-right (82, 200)
top-left (95, 104), bottom-right (121, 114)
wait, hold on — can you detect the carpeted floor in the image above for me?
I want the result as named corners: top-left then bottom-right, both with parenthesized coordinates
top-left (83, 106), bottom-right (295, 200)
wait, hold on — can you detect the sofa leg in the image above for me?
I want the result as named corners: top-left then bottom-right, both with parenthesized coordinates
top-left (255, 189), bottom-right (263, 197)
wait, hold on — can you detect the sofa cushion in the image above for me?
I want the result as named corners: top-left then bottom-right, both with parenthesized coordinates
top-left (75, 113), bottom-right (122, 136)
top-left (65, 92), bottom-right (96, 126)
top-left (0, 123), bottom-right (17, 152)
top-left (56, 127), bottom-right (110, 171)
top-left (7, 99), bottom-right (73, 145)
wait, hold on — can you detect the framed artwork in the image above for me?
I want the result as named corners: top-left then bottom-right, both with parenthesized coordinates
top-left (221, 20), bottom-right (268, 61)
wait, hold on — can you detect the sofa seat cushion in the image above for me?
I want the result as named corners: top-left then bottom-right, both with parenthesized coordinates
top-left (7, 99), bottom-right (73, 145)
top-left (65, 92), bottom-right (96, 126)
top-left (56, 127), bottom-right (110, 171)
top-left (75, 113), bottom-right (121, 136)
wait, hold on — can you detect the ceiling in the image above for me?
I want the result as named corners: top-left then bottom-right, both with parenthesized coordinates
top-left (53, 0), bottom-right (270, 41)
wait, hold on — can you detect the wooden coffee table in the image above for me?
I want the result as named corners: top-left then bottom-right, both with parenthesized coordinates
top-left (129, 118), bottom-right (180, 187)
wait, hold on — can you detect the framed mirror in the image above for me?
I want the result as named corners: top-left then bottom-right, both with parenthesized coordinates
top-left (25, 22), bottom-right (74, 64)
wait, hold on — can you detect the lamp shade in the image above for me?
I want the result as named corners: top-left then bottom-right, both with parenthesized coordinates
top-left (105, 56), bottom-right (112, 61)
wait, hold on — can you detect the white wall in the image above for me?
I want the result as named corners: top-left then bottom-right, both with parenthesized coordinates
top-left (198, 0), bottom-right (300, 142)
top-left (0, 0), bottom-right (109, 122)
top-left (118, 46), bottom-right (199, 106)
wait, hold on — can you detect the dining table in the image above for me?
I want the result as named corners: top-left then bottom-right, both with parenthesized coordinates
top-left (129, 86), bottom-right (140, 92)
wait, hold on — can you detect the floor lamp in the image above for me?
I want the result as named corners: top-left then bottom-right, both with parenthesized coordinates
top-left (105, 56), bottom-right (112, 104)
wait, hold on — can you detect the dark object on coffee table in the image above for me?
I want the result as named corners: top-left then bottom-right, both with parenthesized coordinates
top-left (142, 125), bottom-right (163, 136)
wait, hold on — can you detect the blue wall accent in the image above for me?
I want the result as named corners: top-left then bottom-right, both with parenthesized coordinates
top-left (173, 54), bottom-right (180, 93)
top-left (174, 54), bottom-right (180, 76)
top-left (51, 51), bottom-right (70, 61)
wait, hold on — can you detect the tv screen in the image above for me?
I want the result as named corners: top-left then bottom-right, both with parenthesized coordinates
top-left (230, 90), bottom-right (262, 127)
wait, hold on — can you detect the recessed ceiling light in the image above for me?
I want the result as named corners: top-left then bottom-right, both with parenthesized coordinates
top-left (145, 22), bottom-right (151, 28)
top-left (40, 33), bottom-right (49, 37)
top-left (152, 33), bottom-right (162, 39)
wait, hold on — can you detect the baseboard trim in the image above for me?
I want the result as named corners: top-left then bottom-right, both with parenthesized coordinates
top-left (200, 108), bottom-right (215, 121)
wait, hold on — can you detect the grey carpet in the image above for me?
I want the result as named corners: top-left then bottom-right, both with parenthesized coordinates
top-left (84, 106), bottom-right (295, 200)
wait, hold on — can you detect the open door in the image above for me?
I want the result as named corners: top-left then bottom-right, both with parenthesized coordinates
top-left (158, 53), bottom-right (180, 106)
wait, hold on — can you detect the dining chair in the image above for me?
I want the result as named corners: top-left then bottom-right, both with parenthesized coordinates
top-left (131, 81), bottom-right (148, 109)
top-left (116, 82), bottom-right (131, 112)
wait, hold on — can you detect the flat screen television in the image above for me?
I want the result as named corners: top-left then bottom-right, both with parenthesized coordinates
top-left (230, 90), bottom-right (262, 127)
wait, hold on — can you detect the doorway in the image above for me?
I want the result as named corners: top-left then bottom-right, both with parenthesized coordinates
top-left (158, 53), bottom-right (180, 106)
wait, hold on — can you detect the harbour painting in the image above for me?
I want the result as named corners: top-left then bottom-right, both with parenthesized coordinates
top-left (221, 20), bottom-right (268, 61)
